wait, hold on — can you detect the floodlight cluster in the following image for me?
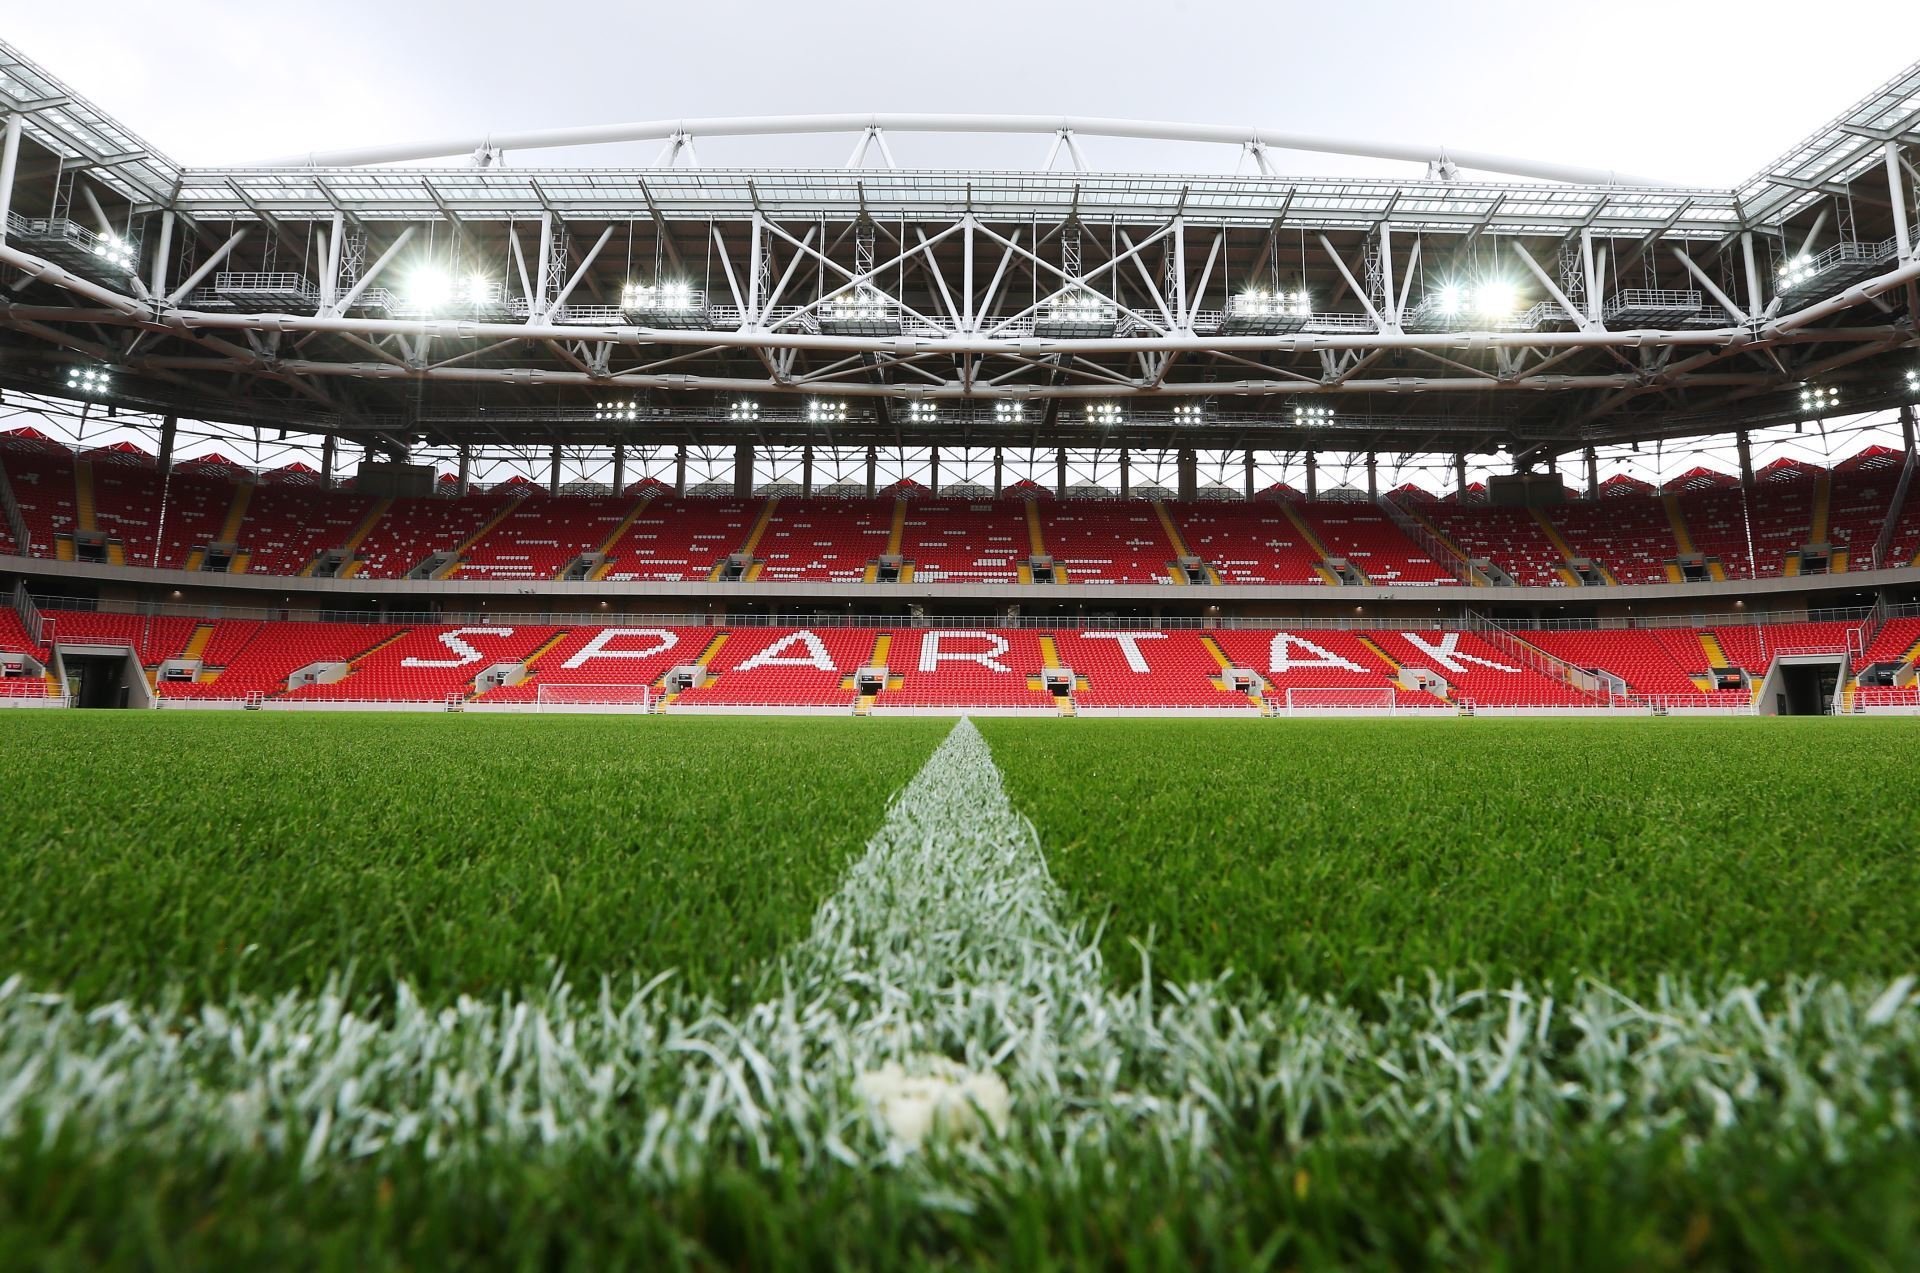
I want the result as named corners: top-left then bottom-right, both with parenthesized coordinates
top-left (1172, 403), bottom-right (1205, 423)
top-left (621, 281), bottom-right (697, 310)
top-left (807, 399), bottom-right (849, 424)
top-left (1084, 402), bottom-right (1123, 427)
top-left (1045, 293), bottom-right (1114, 319)
top-left (825, 288), bottom-right (893, 321)
top-left (1294, 402), bottom-right (1335, 424)
top-left (404, 266), bottom-right (496, 311)
top-left (1799, 383), bottom-right (1841, 415)
top-left (1777, 254), bottom-right (1817, 292)
top-left (594, 401), bottom-right (641, 422)
top-left (1236, 288), bottom-right (1310, 317)
top-left (994, 401), bottom-right (1026, 423)
top-left (729, 398), bottom-right (761, 423)
top-left (65, 365), bottom-right (111, 396)
top-left (89, 235), bottom-right (135, 270)
top-left (1906, 368), bottom-right (1919, 393)
top-left (907, 401), bottom-right (938, 423)
top-left (1431, 280), bottom-right (1523, 320)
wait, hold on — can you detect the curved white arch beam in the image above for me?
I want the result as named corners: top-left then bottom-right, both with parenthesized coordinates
top-left (246, 113), bottom-right (1681, 188)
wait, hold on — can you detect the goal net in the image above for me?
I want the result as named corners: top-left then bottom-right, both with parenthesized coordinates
top-left (1282, 685), bottom-right (1398, 715)
top-left (535, 682), bottom-right (656, 713)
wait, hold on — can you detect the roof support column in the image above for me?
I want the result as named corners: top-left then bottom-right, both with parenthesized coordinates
top-left (1177, 448), bottom-right (1197, 503)
top-left (928, 446), bottom-right (939, 494)
top-left (1056, 448), bottom-right (1068, 499)
top-left (1119, 448), bottom-right (1130, 499)
top-left (611, 442), bottom-right (626, 494)
top-left (992, 446), bottom-right (1003, 495)
top-left (321, 435), bottom-right (337, 487)
top-left (1454, 453), bottom-right (1468, 501)
top-left (320, 211), bottom-right (343, 311)
top-left (0, 115), bottom-right (20, 245)
top-left (1736, 430), bottom-right (1754, 489)
top-left (1902, 405), bottom-right (1916, 457)
top-left (733, 443), bottom-right (754, 498)
top-left (865, 445), bottom-right (877, 499)
top-left (1887, 141), bottom-right (1913, 262)
top-left (150, 211), bottom-right (175, 298)
top-left (801, 444), bottom-right (813, 497)
top-left (457, 445), bottom-right (471, 497)
top-left (674, 444), bottom-right (687, 496)
top-left (156, 415), bottom-right (177, 472)
top-left (549, 445), bottom-right (563, 496)
top-left (1306, 453), bottom-right (1319, 502)
top-left (1365, 452), bottom-right (1378, 500)
top-left (1585, 447), bottom-right (1599, 499)
top-left (1740, 231), bottom-right (1764, 317)
top-left (1244, 449), bottom-right (1255, 500)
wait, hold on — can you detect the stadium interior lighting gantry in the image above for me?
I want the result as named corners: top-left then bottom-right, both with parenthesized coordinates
top-left (1085, 402), bottom-right (1124, 427)
top-left (594, 401), bottom-right (640, 422)
top-left (0, 36), bottom-right (1918, 462)
top-left (806, 399), bottom-right (849, 424)
top-left (907, 401), bottom-right (938, 423)
top-left (728, 398), bottom-right (761, 423)
top-left (1294, 402), bottom-right (1335, 424)
top-left (1173, 402), bottom-right (1205, 423)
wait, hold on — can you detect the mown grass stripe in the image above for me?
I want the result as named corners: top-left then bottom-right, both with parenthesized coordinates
top-left (2, 718), bottom-right (1920, 1189)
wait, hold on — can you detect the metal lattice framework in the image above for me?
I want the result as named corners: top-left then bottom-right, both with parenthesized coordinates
top-left (1, 36), bottom-right (1918, 468)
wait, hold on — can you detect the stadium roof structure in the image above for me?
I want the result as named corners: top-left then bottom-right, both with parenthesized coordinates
top-left (1, 36), bottom-right (1918, 465)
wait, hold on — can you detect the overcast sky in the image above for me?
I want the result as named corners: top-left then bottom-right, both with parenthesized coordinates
top-left (8, 0), bottom-right (1915, 182)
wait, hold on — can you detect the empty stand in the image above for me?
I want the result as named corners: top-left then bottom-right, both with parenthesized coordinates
top-left (1366, 629), bottom-right (1594, 705)
top-left (602, 495), bottom-right (757, 581)
top-left (1296, 502), bottom-right (1454, 585)
top-left (1524, 629), bottom-right (1709, 696)
top-left (1165, 501), bottom-right (1324, 584)
top-left (160, 620), bottom-right (404, 700)
top-left (1055, 629), bottom-right (1252, 707)
top-left (677, 627), bottom-right (872, 706)
top-left (353, 491), bottom-right (519, 578)
top-left (2, 438), bottom-right (78, 556)
top-left (1038, 500), bottom-right (1174, 583)
top-left (457, 491), bottom-right (639, 580)
top-left (1425, 504), bottom-right (1570, 586)
top-left (236, 480), bottom-right (377, 576)
top-left (882, 628), bottom-right (1053, 707)
top-left (754, 498), bottom-right (893, 582)
top-left (898, 499), bottom-right (1025, 582)
top-left (282, 624), bottom-right (561, 701)
top-left (1546, 495), bottom-right (1679, 584)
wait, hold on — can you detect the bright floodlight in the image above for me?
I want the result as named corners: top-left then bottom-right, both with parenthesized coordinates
top-left (595, 401), bottom-right (640, 422)
top-left (1798, 383), bottom-right (1840, 415)
top-left (89, 234), bottom-right (135, 271)
top-left (1237, 288), bottom-right (1310, 318)
top-left (806, 399), bottom-right (849, 424)
top-left (1434, 282), bottom-right (1467, 317)
top-left (1293, 402), bottom-right (1335, 424)
top-left (729, 398), bottom-right (761, 422)
top-left (405, 266), bottom-right (495, 311)
top-left (1777, 254), bottom-right (1817, 291)
top-left (1084, 402), bottom-right (1123, 427)
top-left (1906, 368), bottom-right (1919, 393)
top-left (1172, 402), bottom-right (1204, 423)
top-left (65, 365), bottom-right (111, 396)
top-left (994, 401), bottom-right (1025, 423)
top-left (907, 401), bottom-right (938, 423)
top-left (622, 281), bottom-right (696, 310)
top-left (1474, 280), bottom-right (1519, 318)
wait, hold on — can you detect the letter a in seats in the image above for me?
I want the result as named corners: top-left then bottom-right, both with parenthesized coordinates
top-left (736, 630), bottom-right (836, 671)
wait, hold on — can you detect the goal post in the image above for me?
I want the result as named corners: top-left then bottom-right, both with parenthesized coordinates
top-left (1282, 685), bottom-right (1397, 716)
top-left (534, 682), bottom-right (657, 713)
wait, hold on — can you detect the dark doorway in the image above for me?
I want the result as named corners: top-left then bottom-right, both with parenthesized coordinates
top-left (1778, 662), bottom-right (1839, 716)
top-left (61, 653), bottom-right (139, 708)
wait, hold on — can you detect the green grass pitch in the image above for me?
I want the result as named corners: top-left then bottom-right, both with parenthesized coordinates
top-left (2, 712), bottom-right (1918, 1268)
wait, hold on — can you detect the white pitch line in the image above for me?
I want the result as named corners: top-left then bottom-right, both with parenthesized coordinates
top-left (1, 718), bottom-right (1918, 1177)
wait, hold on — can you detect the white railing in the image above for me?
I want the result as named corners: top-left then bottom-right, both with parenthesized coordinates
top-left (1463, 609), bottom-right (1603, 698)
